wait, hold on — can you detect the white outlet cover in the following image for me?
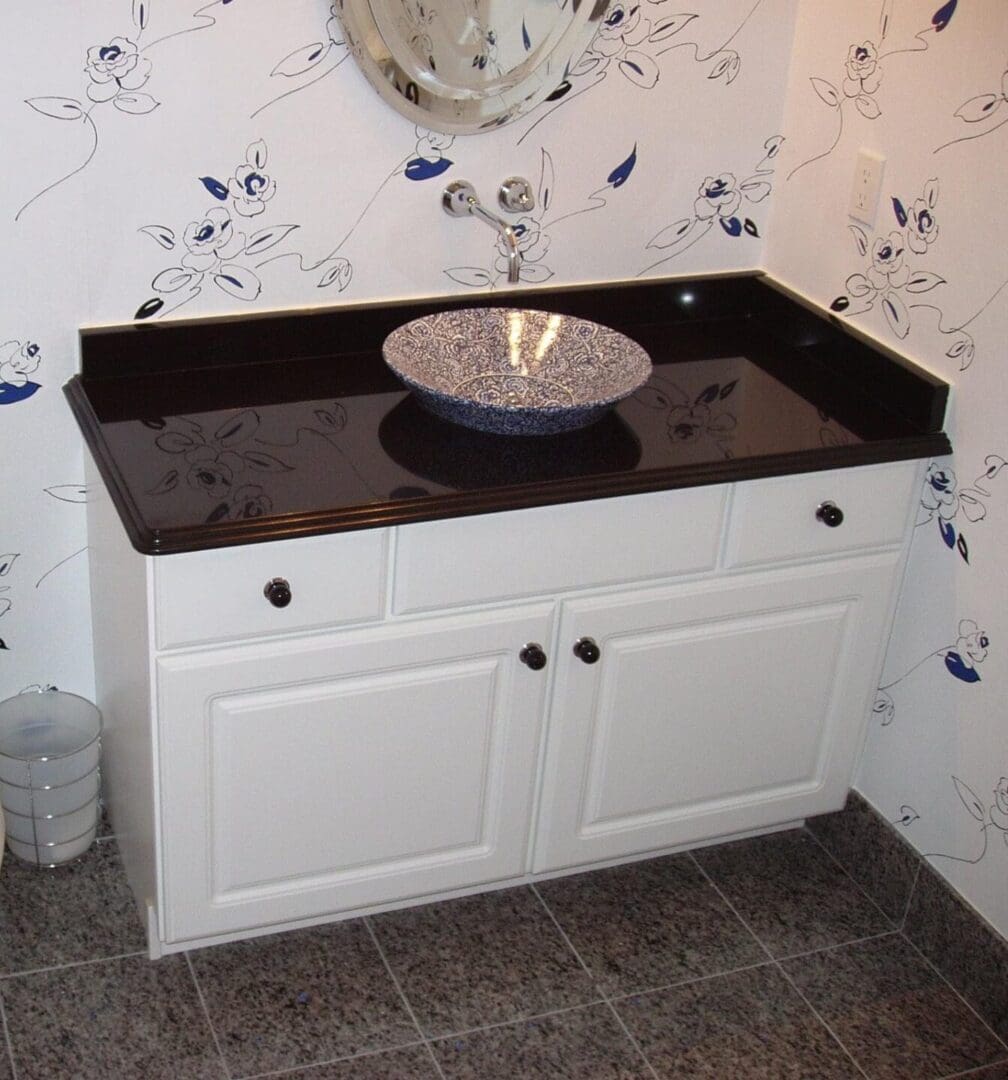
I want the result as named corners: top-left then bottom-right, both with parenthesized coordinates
top-left (849, 148), bottom-right (886, 227)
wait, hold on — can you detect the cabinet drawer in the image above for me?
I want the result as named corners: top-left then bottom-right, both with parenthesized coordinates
top-left (393, 487), bottom-right (728, 614)
top-left (725, 460), bottom-right (919, 568)
top-left (153, 530), bottom-right (388, 649)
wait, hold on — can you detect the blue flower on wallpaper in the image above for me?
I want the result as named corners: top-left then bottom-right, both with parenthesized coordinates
top-left (226, 143), bottom-right (277, 217)
top-left (134, 139), bottom-right (354, 319)
top-left (0, 341), bottom-right (42, 406)
top-left (830, 178), bottom-right (1008, 368)
top-left (787, 0), bottom-right (957, 181)
top-left (935, 57), bottom-right (1008, 154)
top-left (830, 181), bottom-right (944, 335)
top-left (639, 136), bottom-right (780, 274)
top-left (405, 131), bottom-right (455, 181)
top-left (873, 617), bottom-right (990, 725)
top-left (84, 35), bottom-right (153, 102)
top-left (517, 2), bottom-right (763, 146)
top-left (917, 456), bottom-right (1006, 563)
top-left (15, 1), bottom-right (236, 221)
top-left (444, 144), bottom-right (635, 289)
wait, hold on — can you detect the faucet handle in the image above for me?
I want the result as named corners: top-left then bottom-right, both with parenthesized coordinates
top-left (443, 180), bottom-right (478, 217)
top-left (498, 177), bottom-right (535, 214)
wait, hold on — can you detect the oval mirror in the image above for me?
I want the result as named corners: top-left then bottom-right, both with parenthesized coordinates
top-left (336, 0), bottom-right (611, 134)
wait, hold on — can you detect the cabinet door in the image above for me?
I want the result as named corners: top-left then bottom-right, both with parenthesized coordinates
top-left (534, 555), bottom-right (901, 872)
top-left (157, 605), bottom-right (552, 942)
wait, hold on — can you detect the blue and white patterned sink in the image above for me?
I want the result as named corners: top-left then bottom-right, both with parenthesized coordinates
top-left (382, 308), bottom-right (653, 436)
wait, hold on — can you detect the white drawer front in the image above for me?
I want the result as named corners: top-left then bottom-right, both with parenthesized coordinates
top-left (393, 487), bottom-right (727, 614)
top-left (725, 460), bottom-right (919, 568)
top-left (153, 530), bottom-right (388, 649)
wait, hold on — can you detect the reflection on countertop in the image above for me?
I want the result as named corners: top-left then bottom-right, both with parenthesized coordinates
top-left (67, 275), bottom-right (950, 554)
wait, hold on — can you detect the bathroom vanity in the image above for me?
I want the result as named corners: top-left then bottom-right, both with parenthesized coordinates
top-left (67, 274), bottom-right (951, 956)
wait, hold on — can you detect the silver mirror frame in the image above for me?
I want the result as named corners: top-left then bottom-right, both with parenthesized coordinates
top-left (335, 0), bottom-right (612, 134)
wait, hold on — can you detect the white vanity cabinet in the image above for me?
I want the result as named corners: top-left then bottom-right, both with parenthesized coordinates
top-left (155, 605), bottom-right (553, 942)
top-left (86, 456), bottom-right (923, 955)
top-left (533, 554), bottom-right (900, 871)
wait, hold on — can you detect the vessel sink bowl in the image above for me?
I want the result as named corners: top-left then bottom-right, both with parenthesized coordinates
top-left (382, 308), bottom-right (653, 436)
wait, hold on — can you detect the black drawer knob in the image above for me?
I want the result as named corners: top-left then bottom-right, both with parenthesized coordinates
top-left (573, 637), bottom-right (601, 664)
top-left (815, 501), bottom-right (844, 528)
top-left (263, 577), bottom-right (292, 608)
top-left (519, 643), bottom-right (547, 670)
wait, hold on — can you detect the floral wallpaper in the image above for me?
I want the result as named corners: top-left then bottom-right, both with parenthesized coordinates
top-left (3, 0), bottom-right (1002, 940)
top-left (768, 0), bottom-right (1008, 939)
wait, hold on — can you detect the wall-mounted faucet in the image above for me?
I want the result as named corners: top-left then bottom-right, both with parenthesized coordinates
top-left (443, 178), bottom-right (535, 284)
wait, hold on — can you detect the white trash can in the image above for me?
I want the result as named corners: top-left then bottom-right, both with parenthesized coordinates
top-left (0, 690), bottom-right (101, 867)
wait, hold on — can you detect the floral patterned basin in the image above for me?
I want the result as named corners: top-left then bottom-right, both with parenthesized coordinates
top-left (382, 308), bottom-right (653, 436)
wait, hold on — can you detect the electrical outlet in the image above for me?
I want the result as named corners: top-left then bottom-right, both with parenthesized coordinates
top-left (849, 149), bottom-right (885, 227)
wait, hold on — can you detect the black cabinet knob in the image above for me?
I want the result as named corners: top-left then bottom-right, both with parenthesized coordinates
top-left (519, 643), bottom-right (547, 670)
top-left (263, 577), bottom-right (292, 608)
top-left (815, 501), bottom-right (844, 528)
top-left (573, 637), bottom-right (601, 664)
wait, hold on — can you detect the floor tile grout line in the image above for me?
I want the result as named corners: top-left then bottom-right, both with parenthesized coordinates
top-left (899, 858), bottom-right (922, 931)
top-left (530, 884), bottom-right (661, 1080)
top-left (806, 811), bottom-right (1007, 1054)
top-left (685, 852), bottom-right (775, 964)
top-left (528, 882), bottom-right (594, 977)
top-left (771, 959), bottom-right (873, 1080)
top-left (363, 917), bottom-right (447, 1080)
top-left (688, 851), bottom-right (873, 1080)
top-left (0, 948), bottom-right (148, 981)
top-left (184, 951), bottom-right (233, 1080)
top-left (938, 1055), bottom-right (1008, 1079)
top-left (0, 994), bottom-right (19, 1080)
top-left (773, 927), bottom-right (902, 965)
top-left (803, 822), bottom-right (903, 929)
top-left (430, 998), bottom-right (611, 1044)
top-left (231, 1039), bottom-right (431, 1080)
top-left (898, 929), bottom-right (1008, 1054)
top-left (603, 957), bottom-right (778, 1007)
top-left (601, 999), bottom-right (661, 1080)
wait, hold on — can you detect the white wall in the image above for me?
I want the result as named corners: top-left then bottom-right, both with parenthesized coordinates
top-left (766, 0), bottom-right (1008, 937)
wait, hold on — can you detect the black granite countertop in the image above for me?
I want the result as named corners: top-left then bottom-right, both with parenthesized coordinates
top-left (67, 274), bottom-right (951, 555)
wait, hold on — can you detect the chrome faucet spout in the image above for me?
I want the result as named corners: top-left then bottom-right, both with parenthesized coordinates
top-left (469, 202), bottom-right (521, 283)
top-left (443, 180), bottom-right (522, 284)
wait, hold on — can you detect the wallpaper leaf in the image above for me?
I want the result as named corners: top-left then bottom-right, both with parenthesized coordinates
top-left (113, 92), bottom-right (159, 115)
top-left (607, 145), bottom-right (637, 188)
top-left (810, 78), bottom-right (841, 109)
top-left (139, 226), bottom-right (176, 250)
top-left (931, 0), bottom-right (958, 32)
top-left (648, 14), bottom-right (698, 42)
top-left (25, 97), bottom-right (84, 120)
top-left (271, 43), bottom-right (330, 77)
top-left (952, 777), bottom-right (987, 822)
top-left (200, 176), bottom-right (229, 201)
top-left (905, 271), bottom-right (946, 293)
top-left (151, 268), bottom-right (196, 293)
top-left (244, 225), bottom-right (300, 257)
top-left (954, 95), bottom-right (1003, 123)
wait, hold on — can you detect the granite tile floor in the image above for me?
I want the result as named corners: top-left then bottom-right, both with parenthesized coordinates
top-left (0, 827), bottom-right (1006, 1080)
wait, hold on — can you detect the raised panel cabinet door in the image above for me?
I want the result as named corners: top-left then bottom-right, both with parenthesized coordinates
top-left (156, 605), bottom-right (553, 943)
top-left (533, 555), bottom-right (902, 873)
